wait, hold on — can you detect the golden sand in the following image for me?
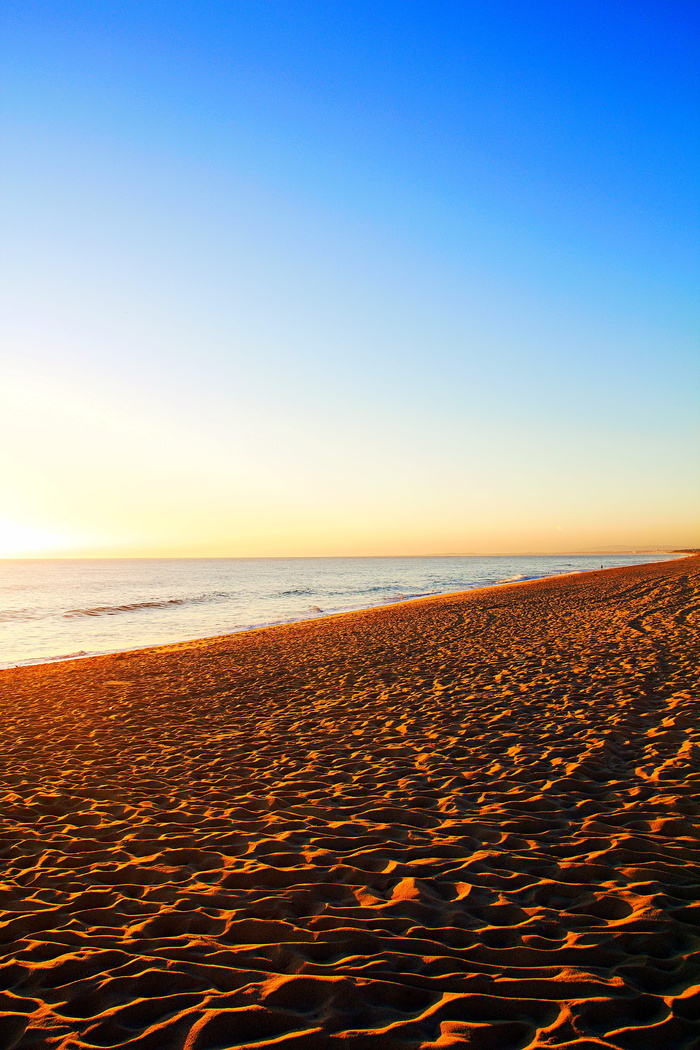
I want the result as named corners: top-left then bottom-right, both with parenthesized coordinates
top-left (0, 556), bottom-right (699, 1049)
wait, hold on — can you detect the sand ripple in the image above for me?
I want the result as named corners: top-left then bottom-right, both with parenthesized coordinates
top-left (0, 557), bottom-right (699, 1048)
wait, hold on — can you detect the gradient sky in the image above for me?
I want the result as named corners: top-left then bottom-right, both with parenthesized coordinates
top-left (1, 1), bottom-right (698, 556)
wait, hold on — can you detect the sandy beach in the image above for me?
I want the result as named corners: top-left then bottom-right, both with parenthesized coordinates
top-left (0, 554), bottom-right (698, 1049)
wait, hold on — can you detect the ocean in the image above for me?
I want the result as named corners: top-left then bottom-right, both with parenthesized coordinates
top-left (0, 553), bottom-right (676, 668)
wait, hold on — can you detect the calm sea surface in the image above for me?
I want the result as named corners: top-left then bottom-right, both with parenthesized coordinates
top-left (0, 554), bottom-right (676, 668)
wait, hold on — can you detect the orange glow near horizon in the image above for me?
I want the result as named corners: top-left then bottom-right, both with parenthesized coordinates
top-left (0, 370), bottom-right (697, 561)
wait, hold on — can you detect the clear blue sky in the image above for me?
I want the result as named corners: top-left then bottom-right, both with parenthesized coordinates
top-left (1, 1), bottom-right (698, 555)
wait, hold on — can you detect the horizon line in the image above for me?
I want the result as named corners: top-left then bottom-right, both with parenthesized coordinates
top-left (0, 548), bottom-right (686, 562)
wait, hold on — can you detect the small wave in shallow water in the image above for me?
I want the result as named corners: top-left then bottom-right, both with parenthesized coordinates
top-left (64, 592), bottom-right (230, 618)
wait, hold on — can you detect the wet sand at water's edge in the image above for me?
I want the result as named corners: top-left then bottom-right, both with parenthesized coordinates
top-left (1, 555), bottom-right (699, 1049)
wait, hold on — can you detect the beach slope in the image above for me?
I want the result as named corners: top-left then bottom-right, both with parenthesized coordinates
top-left (0, 556), bottom-right (699, 1049)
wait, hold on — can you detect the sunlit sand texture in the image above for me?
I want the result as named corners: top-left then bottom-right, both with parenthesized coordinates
top-left (1, 555), bottom-right (699, 1049)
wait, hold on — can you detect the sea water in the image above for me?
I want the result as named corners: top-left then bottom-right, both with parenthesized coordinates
top-left (0, 554), bottom-right (676, 668)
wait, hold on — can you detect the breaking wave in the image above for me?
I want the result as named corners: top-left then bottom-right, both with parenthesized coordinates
top-left (64, 592), bottom-right (229, 618)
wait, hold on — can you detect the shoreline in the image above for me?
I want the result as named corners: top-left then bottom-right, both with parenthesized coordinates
top-left (0, 553), bottom-right (683, 672)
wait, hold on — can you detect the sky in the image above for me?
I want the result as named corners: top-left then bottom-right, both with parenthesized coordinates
top-left (1, 0), bottom-right (698, 557)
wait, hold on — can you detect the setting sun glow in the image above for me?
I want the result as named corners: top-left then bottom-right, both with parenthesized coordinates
top-left (0, 518), bottom-right (72, 558)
